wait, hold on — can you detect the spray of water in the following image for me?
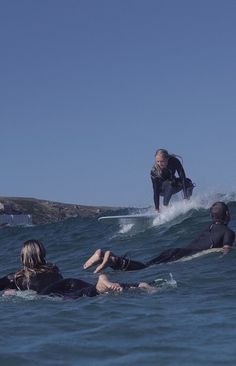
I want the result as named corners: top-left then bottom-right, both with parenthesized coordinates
top-left (116, 191), bottom-right (236, 235)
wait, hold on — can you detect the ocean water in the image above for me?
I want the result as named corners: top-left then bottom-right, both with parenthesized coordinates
top-left (1, 193), bottom-right (236, 366)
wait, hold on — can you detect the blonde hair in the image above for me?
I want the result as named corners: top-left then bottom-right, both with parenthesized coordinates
top-left (15, 239), bottom-right (48, 290)
top-left (155, 149), bottom-right (169, 159)
top-left (155, 149), bottom-right (183, 164)
top-left (20, 239), bottom-right (46, 268)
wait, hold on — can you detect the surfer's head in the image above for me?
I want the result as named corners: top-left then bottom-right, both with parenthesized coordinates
top-left (155, 149), bottom-right (169, 169)
top-left (20, 239), bottom-right (47, 269)
top-left (210, 202), bottom-right (230, 224)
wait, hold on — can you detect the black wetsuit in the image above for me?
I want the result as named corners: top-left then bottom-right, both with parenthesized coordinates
top-left (151, 156), bottom-right (194, 210)
top-left (0, 263), bottom-right (98, 298)
top-left (110, 222), bottom-right (235, 271)
top-left (40, 278), bottom-right (98, 298)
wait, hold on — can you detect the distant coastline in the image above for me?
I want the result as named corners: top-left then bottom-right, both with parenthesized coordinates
top-left (0, 196), bottom-right (118, 225)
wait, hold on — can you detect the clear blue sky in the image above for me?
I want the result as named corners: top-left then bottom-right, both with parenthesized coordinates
top-left (1, 0), bottom-right (236, 206)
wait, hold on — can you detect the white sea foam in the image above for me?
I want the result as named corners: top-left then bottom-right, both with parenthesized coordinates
top-left (153, 273), bottom-right (177, 290)
top-left (118, 223), bottom-right (134, 234)
top-left (114, 191), bottom-right (236, 235)
top-left (143, 191), bottom-right (235, 228)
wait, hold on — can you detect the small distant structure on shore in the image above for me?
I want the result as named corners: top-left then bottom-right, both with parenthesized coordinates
top-left (0, 201), bottom-right (32, 227)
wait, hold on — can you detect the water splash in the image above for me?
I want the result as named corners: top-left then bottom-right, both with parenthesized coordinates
top-left (114, 191), bottom-right (236, 236)
top-left (147, 191), bottom-right (234, 227)
top-left (118, 223), bottom-right (134, 234)
top-left (153, 273), bottom-right (177, 289)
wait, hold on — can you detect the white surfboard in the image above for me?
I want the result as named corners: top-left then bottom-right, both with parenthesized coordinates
top-left (98, 213), bottom-right (158, 224)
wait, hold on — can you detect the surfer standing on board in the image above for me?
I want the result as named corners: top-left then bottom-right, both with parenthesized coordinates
top-left (151, 149), bottom-right (194, 211)
top-left (83, 202), bottom-right (235, 272)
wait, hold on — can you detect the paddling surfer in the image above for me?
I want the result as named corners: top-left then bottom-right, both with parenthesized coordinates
top-left (0, 240), bottom-right (156, 297)
top-left (83, 202), bottom-right (235, 272)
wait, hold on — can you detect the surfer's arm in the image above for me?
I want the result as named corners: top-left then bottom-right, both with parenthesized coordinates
top-left (151, 177), bottom-right (161, 210)
top-left (222, 229), bottom-right (235, 255)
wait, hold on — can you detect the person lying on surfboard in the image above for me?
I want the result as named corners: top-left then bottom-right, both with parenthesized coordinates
top-left (83, 202), bottom-right (235, 273)
top-left (151, 148), bottom-right (194, 211)
top-left (0, 239), bottom-right (156, 298)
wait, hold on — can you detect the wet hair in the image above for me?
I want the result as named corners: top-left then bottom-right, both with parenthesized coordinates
top-left (155, 149), bottom-right (169, 159)
top-left (20, 239), bottom-right (47, 268)
top-left (154, 149), bottom-right (183, 164)
top-left (210, 202), bottom-right (230, 224)
top-left (14, 239), bottom-right (49, 290)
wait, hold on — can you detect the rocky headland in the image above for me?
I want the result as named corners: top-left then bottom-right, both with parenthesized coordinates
top-left (0, 197), bottom-right (119, 225)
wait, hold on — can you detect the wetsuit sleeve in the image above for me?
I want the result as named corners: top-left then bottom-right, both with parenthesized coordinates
top-left (151, 164), bottom-right (164, 209)
top-left (223, 229), bottom-right (235, 247)
top-left (110, 255), bottom-right (147, 271)
top-left (175, 158), bottom-right (187, 198)
top-left (151, 177), bottom-right (161, 210)
top-left (0, 273), bottom-right (17, 291)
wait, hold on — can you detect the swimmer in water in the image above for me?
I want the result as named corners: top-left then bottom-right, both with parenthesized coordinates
top-left (0, 240), bottom-right (155, 298)
top-left (151, 149), bottom-right (194, 211)
top-left (83, 202), bottom-right (235, 273)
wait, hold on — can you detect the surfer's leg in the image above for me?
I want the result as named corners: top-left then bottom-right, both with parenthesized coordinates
top-left (93, 251), bottom-right (115, 273)
top-left (96, 274), bottom-right (123, 293)
top-left (162, 181), bottom-right (177, 206)
top-left (83, 249), bottom-right (104, 269)
top-left (84, 250), bottom-right (130, 273)
top-left (146, 247), bottom-right (199, 265)
top-left (94, 251), bottom-right (147, 272)
top-left (42, 276), bottom-right (156, 298)
top-left (118, 281), bottom-right (156, 293)
top-left (185, 178), bottom-right (194, 199)
top-left (119, 258), bottom-right (147, 271)
top-left (146, 248), bottom-right (183, 265)
top-left (39, 278), bottom-right (99, 299)
top-left (96, 275), bottom-right (156, 295)
top-left (162, 180), bottom-right (184, 206)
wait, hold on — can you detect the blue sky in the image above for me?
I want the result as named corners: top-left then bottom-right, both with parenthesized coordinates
top-left (1, 0), bottom-right (236, 207)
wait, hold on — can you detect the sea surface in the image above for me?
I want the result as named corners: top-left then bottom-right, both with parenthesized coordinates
top-left (1, 193), bottom-right (236, 366)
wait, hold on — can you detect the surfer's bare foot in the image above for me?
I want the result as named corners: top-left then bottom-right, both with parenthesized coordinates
top-left (94, 250), bottom-right (112, 273)
top-left (83, 249), bottom-right (103, 269)
top-left (96, 274), bottom-right (123, 294)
